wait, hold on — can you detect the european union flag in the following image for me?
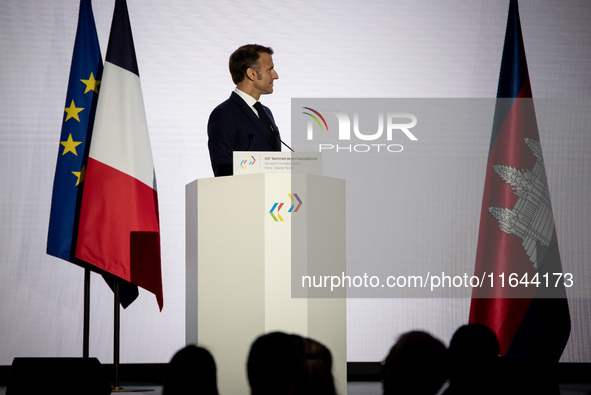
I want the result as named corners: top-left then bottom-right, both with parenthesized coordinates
top-left (47, 0), bottom-right (138, 307)
top-left (47, 0), bottom-right (102, 262)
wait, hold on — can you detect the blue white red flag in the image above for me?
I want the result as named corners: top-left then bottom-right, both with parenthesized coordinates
top-left (469, 0), bottom-right (569, 361)
top-left (75, 0), bottom-right (163, 310)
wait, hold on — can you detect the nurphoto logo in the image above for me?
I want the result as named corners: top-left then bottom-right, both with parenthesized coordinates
top-left (294, 100), bottom-right (419, 153)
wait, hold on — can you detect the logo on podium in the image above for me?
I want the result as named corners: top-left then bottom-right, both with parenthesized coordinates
top-left (269, 193), bottom-right (303, 222)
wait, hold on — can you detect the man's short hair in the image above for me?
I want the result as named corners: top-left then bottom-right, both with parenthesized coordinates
top-left (229, 44), bottom-right (274, 85)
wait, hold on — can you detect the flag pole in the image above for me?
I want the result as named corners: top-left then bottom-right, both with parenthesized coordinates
top-left (83, 268), bottom-right (91, 358)
top-left (113, 279), bottom-right (122, 391)
top-left (110, 279), bottom-right (154, 393)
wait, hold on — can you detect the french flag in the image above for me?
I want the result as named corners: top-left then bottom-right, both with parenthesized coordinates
top-left (76, 0), bottom-right (163, 310)
top-left (469, 0), bottom-right (569, 360)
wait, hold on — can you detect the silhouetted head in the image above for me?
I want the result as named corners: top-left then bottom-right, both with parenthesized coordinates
top-left (446, 324), bottom-right (500, 394)
top-left (449, 324), bottom-right (500, 361)
top-left (302, 337), bottom-right (337, 395)
top-left (247, 332), bottom-right (307, 395)
top-left (380, 330), bottom-right (447, 395)
top-left (162, 345), bottom-right (218, 395)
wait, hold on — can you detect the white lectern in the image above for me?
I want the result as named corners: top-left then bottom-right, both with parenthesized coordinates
top-left (186, 172), bottom-right (346, 395)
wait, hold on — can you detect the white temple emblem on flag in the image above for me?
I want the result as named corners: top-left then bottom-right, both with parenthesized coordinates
top-left (488, 138), bottom-right (555, 269)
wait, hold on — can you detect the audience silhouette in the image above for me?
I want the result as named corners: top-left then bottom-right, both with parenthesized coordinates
top-left (302, 337), bottom-right (338, 395)
top-left (442, 323), bottom-right (499, 395)
top-left (162, 344), bottom-right (219, 395)
top-left (380, 330), bottom-right (447, 395)
top-left (159, 326), bottom-right (566, 395)
top-left (247, 331), bottom-right (307, 395)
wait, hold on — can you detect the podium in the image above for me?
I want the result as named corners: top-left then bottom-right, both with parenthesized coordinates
top-left (186, 172), bottom-right (346, 395)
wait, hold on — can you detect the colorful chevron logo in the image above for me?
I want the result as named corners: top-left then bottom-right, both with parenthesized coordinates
top-left (240, 155), bottom-right (257, 169)
top-left (270, 193), bottom-right (303, 222)
top-left (288, 193), bottom-right (303, 212)
top-left (269, 202), bottom-right (284, 222)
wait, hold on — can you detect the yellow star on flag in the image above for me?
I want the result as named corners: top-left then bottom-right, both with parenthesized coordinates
top-left (72, 165), bottom-right (86, 186)
top-left (64, 100), bottom-right (84, 122)
top-left (61, 133), bottom-right (82, 156)
top-left (81, 72), bottom-right (101, 94)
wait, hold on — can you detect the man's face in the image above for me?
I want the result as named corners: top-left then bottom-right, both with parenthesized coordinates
top-left (252, 52), bottom-right (278, 96)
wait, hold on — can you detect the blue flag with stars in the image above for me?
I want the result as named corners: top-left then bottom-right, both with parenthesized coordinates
top-left (47, 0), bottom-right (138, 307)
top-left (47, 0), bottom-right (102, 262)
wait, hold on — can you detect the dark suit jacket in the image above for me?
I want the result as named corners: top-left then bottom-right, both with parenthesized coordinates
top-left (207, 92), bottom-right (280, 176)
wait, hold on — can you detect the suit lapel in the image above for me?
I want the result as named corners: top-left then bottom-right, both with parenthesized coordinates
top-left (231, 92), bottom-right (276, 149)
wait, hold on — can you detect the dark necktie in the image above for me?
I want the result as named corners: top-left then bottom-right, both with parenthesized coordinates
top-left (253, 102), bottom-right (277, 150)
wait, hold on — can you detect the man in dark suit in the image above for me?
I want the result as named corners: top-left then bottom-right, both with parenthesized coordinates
top-left (208, 44), bottom-right (281, 177)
